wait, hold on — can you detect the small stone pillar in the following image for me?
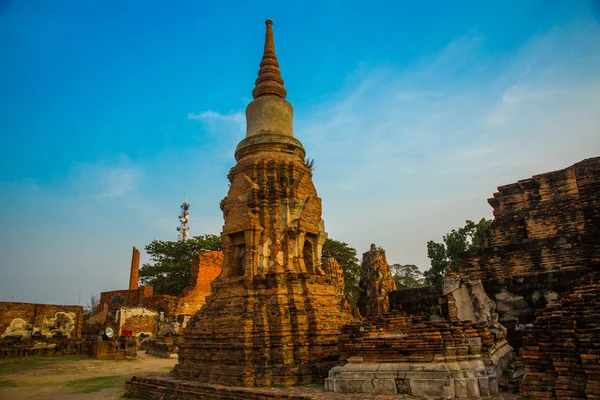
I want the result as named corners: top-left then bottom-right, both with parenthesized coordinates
top-left (129, 246), bottom-right (140, 291)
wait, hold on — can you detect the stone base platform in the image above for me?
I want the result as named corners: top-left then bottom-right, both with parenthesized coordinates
top-left (125, 374), bottom-right (511, 399)
top-left (325, 360), bottom-right (500, 398)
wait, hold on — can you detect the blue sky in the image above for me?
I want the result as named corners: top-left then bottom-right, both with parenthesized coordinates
top-left (1, 1), bottom-right (599, 305)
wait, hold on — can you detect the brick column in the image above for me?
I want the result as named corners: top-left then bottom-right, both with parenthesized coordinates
top-left (129, 246), bottom-right (140, 291)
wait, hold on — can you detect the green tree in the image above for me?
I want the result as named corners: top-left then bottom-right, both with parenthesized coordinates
top-left (390, 264), bottom-right (424, 289)
top-left (139, 234), bottom-right (221, 296)
top-left (321, 238), bottom-right (363, 308)
top-left (423, 218), bottom-right (492, 285)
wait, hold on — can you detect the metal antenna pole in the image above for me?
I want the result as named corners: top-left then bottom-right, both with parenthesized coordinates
top-left (177, 201), bottom-right (190, 242)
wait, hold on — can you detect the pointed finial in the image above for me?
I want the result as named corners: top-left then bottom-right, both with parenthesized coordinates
top-left (252, 19), bottom-right (287, 99)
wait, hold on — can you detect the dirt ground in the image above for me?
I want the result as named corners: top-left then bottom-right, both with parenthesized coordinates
top-left (0, 351), bottom-right (177, 400)
top-left (0, 353), bottom-right (523, 400)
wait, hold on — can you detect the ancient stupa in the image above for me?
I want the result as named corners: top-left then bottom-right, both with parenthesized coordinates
top-left (130, 20), bottom-right (352, 393)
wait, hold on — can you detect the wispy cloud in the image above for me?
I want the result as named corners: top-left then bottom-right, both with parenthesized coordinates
top-left (188, 110), bottom-right (245, 140)
top-left (292, 18), bottom-right (600, 269)
top-left (188, 110), bottom-right (244, 123)
top-left (187, 20), bottom-right (600, 272)
top-left (68, 159), bottom-right (142, 200)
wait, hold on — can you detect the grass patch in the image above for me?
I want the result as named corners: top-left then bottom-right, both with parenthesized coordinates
top-left (0, 355), bottom-right (91, 375)
top-left (0, 379), bottom-right (19, 388)
top-left (65, 374), bottom-right (132, 394)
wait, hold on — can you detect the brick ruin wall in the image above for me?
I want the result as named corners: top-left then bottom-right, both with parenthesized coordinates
top-left (0, 302), bottom-right (85, 358)
top-left (521, 272), bottom-right (600, 399)
top-left (328, 302), bottom-right (513, 398)
top-left (0, 302), bottom-right (83, 339)
top-left (177, 251), bottom-right (223, 315)
top-left (86, 251), bottom-right (223, 338)
top-left (86, 286), bottom-right (154, 334)
top-left (337, 313), bottom-right (504, 364)
top-left (455, 157), bottom-right (600, 349)
top-left (389, 285), bottom-right (446, 317)
top-left (459, 156), bottom-right (599, 281)
top-left (479, 269), bottom-right (589, 349)
top-left (325, 263), bottom-right (513, 397)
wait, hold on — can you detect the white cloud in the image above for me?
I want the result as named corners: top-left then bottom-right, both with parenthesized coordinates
top-left (188, 20), bottom-right (600, 272)
top-left (68, 159), bottom-right (142, 200)
top-left (294, 18), bottom-right (600, 270)
top-left (188, 110), bottom-right (244, 123)
top-left (99, 167), bottom-right (140, 198)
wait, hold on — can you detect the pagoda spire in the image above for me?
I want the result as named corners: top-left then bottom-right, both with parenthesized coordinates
top-left (252, 19), bottom-right (287, 99)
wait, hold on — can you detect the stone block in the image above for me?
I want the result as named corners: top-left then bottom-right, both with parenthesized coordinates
top-left (477, 377), bottom-right (490, 396)
top-left (334, 379), bottom-right (368, 393)
top-left (454, 378), bottom-right (468, 398)
top-left (465, 377), bottom-right (480, 398)
top-left (409, 378), bottom-right (446, 398)
top-left (488, 375), bottom-right (499, 394)
top-left (372, 379), bottom-right (398, 395)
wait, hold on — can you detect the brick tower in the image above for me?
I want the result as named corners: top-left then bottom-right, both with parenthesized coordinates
top-left (172, 19), bottom-right (351, 387)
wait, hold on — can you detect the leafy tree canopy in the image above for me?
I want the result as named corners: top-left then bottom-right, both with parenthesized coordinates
top-left (321, 238), bottom-right (363, 308)
top-left (423, 218), bottom-right (492, 286)
top-left (139, 234), bottom-right (221, 296)
top-left (390, 264), bottom-right (424, 290)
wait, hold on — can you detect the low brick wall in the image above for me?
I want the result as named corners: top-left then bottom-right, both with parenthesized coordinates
top-left (388, 285), bottom-right (446, 317)
top-left (87, 337), bottom-right (137, 360)
top-left (0, 302), bottom-right (83, 339)
top-left (0, 337), bottom-right (85, 358)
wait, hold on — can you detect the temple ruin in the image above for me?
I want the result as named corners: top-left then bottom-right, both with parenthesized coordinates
top-left (127, 19), bottom-right (353, 396)
top-left (100, 16), bottom-right (598, 399)
top-left (458, 157), bottom-right (600, 350)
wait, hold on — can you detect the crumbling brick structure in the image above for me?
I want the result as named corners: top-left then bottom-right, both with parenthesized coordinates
top-left (177, 251), bottom-right (223, 315)
top-left (460, 157), bottom-right (599, 282)
top-left (357, 244), bottom-right (397, 317)
top-left (456, 156), bottom-right (600, 348)
top-left (127, 20), bottom-right (352, 397)
top-left (521, 271), bottom-right (600, 399)
top-left (87, 249), bottom-right (223, 339)
top-left (326, 272), bottom-right (513, 397)
top-left (329, 315), bottom-right (510, 397)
